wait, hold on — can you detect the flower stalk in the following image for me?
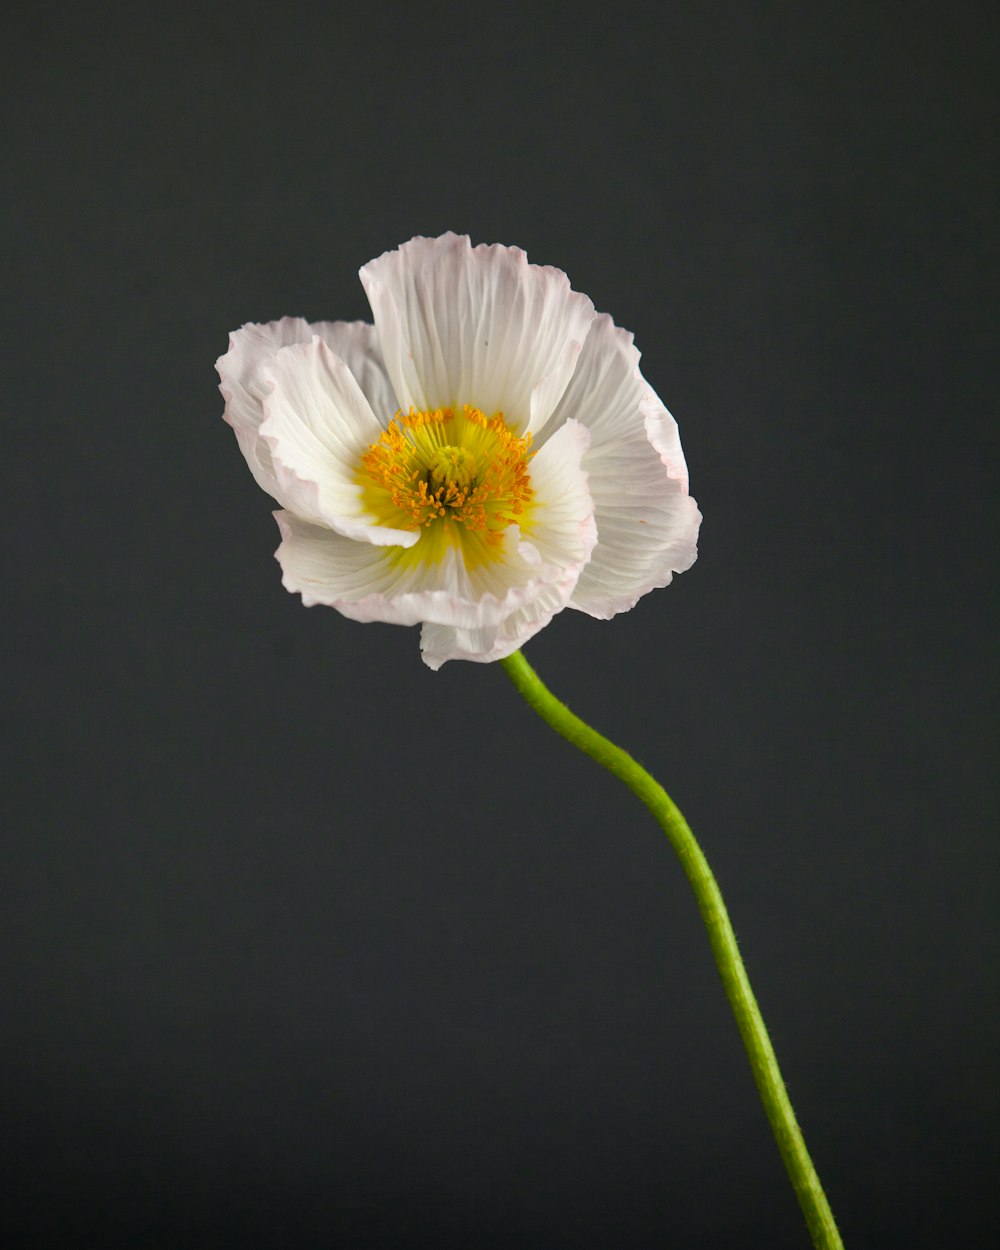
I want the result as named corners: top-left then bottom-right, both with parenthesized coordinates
top-left (499, 648), bottom-right (843, 1250)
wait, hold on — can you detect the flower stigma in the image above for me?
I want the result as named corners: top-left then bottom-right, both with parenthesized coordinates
top-left (428, 444), bottom-right (477, 493)
top-left (358, 406), bottom-right (534, 569)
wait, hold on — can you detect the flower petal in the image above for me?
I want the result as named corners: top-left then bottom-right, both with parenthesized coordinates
top-left (261, 337), bottom-right (417, 547)
top-left (217, 318), bottom-right (399, 497)
top-left (418, 575), bottom-right (578, 669)
top-left (360, 233), bottom-right (596, 436)
top-left (314, 320), bottom-right (399, 423)
top-left (276, 513), bottom-right (566, 630)
top-left (276, 510), bottom-right (455, 619)
top-left (217, 317), bottom-right (315, 499)
top-left (418, 580), bottom-right (568, 669)
top-left (541, 314), bottom-right (701, 618)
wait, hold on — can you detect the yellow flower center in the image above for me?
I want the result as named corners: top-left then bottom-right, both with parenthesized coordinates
top-left (358, 405), bottom-right (534, 568)
top-left (427, 444), bottom-right (478, 494)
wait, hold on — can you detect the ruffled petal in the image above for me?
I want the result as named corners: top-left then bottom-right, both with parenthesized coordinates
top-left (261, 337), bottom-right (417, 547)
top-left (217, 318), bottom-right (399, 498)
top-left (360, 233), bottom-right (596, 436)
top-left (418, 578), bottom-right (575, 669)
top-left (217, 317), bottom-right (316, 498)
top-left (276, 511), bottom-right (457, 620)
top-left (418, 583), bottom-right (564, 668)
top-left (276, 512), bottom-right (569, 630)
top-left (540, 314), bottom-right (701, 618)
top-left (419, 419), bottom-right (598, 668)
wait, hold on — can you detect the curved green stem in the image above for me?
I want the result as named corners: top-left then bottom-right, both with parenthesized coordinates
top-left (499, 649), bottom-right (843, 1250)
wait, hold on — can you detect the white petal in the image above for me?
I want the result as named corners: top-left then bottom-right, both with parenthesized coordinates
top-left (521, 417), bottom-right (597, 562)
top-left (541, 314), bottom-right (701, 618)
top-left (217, 317), bottom-right (317, 498)
top-left (276, 511), bottom-right (456, 620)
top-left (419, 580), bottom-right (575, 670)
top-left (419, 419), bottom-right (598, 668)
top-left (217, 318), bottom-right (399, 498)
top-left (360, 233), bottom-right (596, 436)
top-left (313, 320), bottom-right (399, 423)
top-left (276, 512), bottom-right (579, 632)
top-left (261, 338), bottom-right (416, 547)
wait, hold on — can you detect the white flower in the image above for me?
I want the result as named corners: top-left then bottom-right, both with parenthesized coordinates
top-left (217, 233), bottom-right (701, 669)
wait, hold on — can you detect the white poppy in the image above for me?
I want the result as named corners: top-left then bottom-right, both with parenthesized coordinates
top-left (218, 233), bottom-right (701, 668)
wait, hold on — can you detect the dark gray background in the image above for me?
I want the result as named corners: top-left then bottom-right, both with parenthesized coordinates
top-left (4, 2), bottom-right (996, 1247)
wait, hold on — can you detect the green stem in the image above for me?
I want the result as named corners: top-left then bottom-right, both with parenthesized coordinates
top-left (499, 649), bottom-right (843, 1250)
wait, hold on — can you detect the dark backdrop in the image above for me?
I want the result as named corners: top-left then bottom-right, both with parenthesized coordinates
top-left (4, 2), bottom-right (996, 1247)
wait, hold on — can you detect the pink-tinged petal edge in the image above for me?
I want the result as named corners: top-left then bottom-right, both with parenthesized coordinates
top-left (217, 318), bottom-right (399, 504)
top-left (258, 336), bottom-right (418, 548)
top-left (539, 313), bottom-right (700, 619)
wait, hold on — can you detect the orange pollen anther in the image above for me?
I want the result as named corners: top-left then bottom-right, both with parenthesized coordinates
top-left (359, 405), bottom-right (534, 540)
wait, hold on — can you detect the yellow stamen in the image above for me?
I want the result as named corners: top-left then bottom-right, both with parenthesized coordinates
top-left (357, 405), bottom-right (534, 568)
